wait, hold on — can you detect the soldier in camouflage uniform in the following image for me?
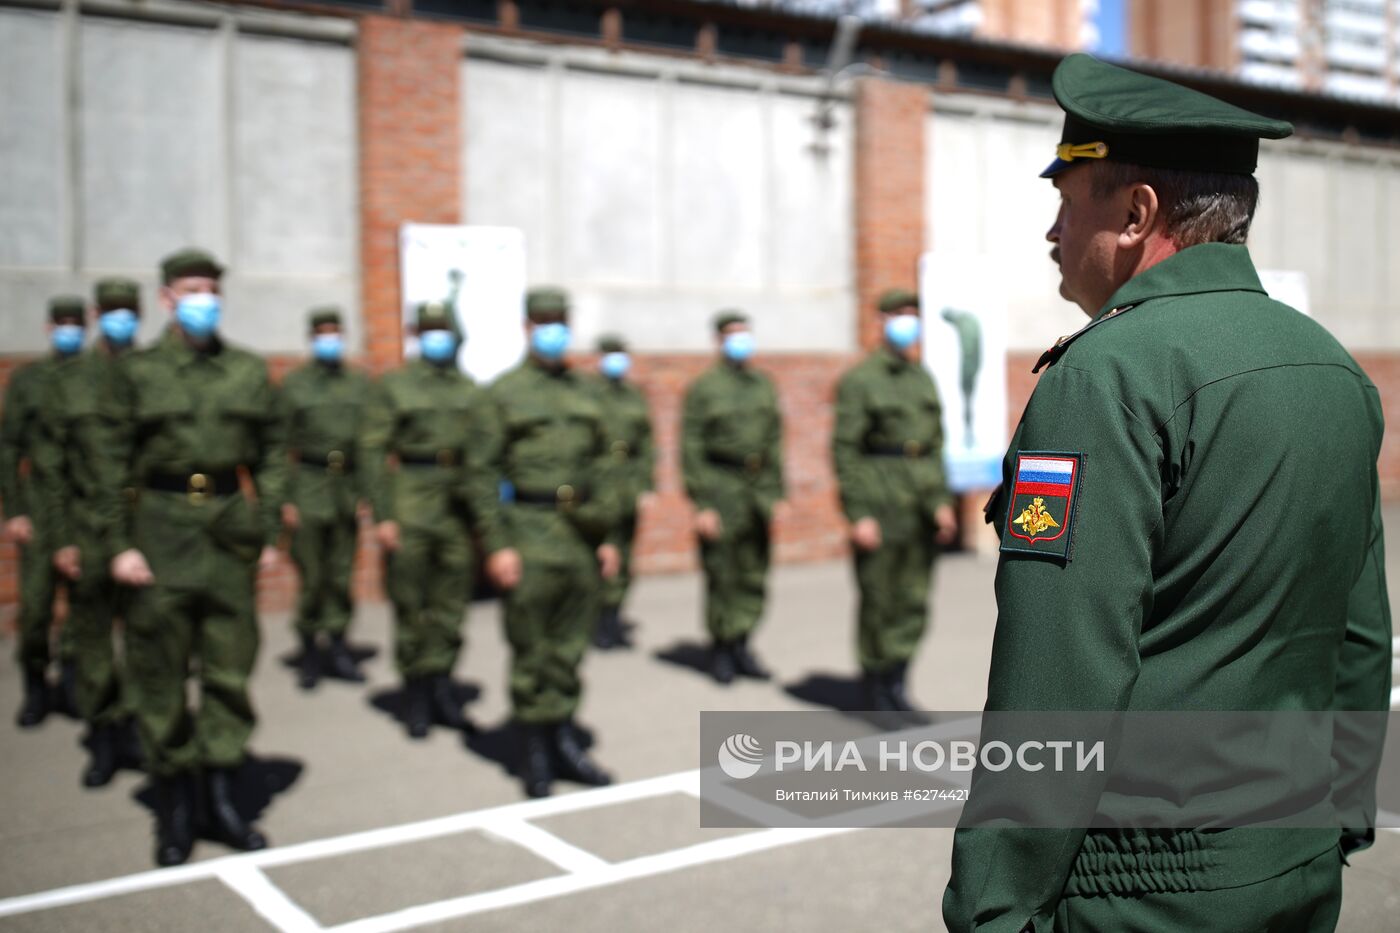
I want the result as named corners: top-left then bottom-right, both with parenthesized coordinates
top-left (832, 289), bottom-right (956, 717)
top-left (278, 308), bottom-right (372, 690)
top-left (99, 249), bottom-right (286, 866)
top-left (44, 279), bottom-right (146, 786)
top-left (1, 296), bottom-right (87, 728)
top-left (359, 300), bottom-right (497, 740)
top-left (588, 334), bottom-right (655, 650)
top-left (478, 287), bottom-right (621, 798)
top-left (680, 311), bottom-right (784, 685)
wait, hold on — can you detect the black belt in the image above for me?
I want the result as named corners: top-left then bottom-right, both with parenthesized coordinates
top-left (514, 485), bottom-right (588, 507)
top-left (399, 449), bottom-right (462, 468)
top-left (145, 469), bottom-right (240, 499)
top-left (298, 450), bottom-right (355, 472)
top-left (866, 441), bottom-right (933, 458)
top-left (706, 451), bottom-right (766, 473)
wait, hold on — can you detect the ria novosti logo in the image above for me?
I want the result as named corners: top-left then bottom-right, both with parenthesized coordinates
top-left (717, 733), bottom-right (764, 779)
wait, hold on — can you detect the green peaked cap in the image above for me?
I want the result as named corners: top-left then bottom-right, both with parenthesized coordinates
top-left (1041, 54), bottom-right (1293, 178)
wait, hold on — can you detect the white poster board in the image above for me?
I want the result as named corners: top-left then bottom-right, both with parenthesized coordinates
top-left (1258, 269), bottom-right (1311, 317)
top-left (918, 252), bottom-right (1007, 492)
top-left (399, 224), bottom-right (527, 384)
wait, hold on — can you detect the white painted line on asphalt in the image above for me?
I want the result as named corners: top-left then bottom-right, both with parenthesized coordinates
top-left (481, 818), bottom-right (611, 875)
top-left (0, 770), bottom-right (697, 920)
top-left (324, 826), bottom-right (856, 933)
top-left (218, 863), bottom-right (324, 933)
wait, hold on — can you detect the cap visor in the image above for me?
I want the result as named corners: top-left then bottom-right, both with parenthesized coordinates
top-left (1039, 158), bottom-right (1073, 179)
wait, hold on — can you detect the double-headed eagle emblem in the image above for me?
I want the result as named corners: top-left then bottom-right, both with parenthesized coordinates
top-left (1012, 497), bottom-right (1060, 537)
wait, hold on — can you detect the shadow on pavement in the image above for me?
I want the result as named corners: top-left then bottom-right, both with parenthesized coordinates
top-left (652, 640), bottom-right (713, 678)
top-left (367, 679), bottom-right (483, 731)
top-left (130, 754), bottom-right (305, 824)
top-left (463, 719), bottom-right (600, 779)
top-left (278, 641), bottom-right (380, 680)
top-left (783, 673), bottom-right (915, 730)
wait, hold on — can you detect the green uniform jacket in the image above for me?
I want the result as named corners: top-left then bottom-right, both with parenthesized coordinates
top-left (588, 375), bottom-right (655, 512)
top-left (279, 361), bottom-right (373, 523)
top-left (0, 355), bottom-right (64, 524)
top-left (680, 362), bottom-right (785, 519)
top-left (476, 359), bottom-right (622, 560)
top-left (96, 331), bottom-right (287, 565)
top-left (37, 347), bottom-right (131, 556)
top-left (945, 244), bottom-right (1392, 931)
top-left (358, 358), bottom-right (496, 534)
top-left (832, 345), bottom-right (952, 537)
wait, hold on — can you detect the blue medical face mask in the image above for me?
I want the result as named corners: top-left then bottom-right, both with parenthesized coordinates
top-left (531, 322), bottom-right (571, 361)
top-left (419, 329), bottom-right (458, 364)
top-left (51, 324), bottom-right (84, 356)
top-left (600, 352), bottom-right (630, 380)
top-left (884, 314), bottom-right (921, 350)
top-left (175, 292), bottom-right (221, 340)
top-left (99, 309), bottom-right (138, 346)
top-left (312, 332), bottom-right (345, 363)
top-left (722, 331), bottom-right (755, 363)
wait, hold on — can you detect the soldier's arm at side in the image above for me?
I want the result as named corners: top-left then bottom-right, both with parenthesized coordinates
top-left (250, 366), bottom-right (289, 545)
top-left (462, 387), bottom-right (510, 556)
top-left (637, 390), bottom-right (657, 494)
top-left (0, 368), bottom-right (35, 522)
top-left (762, 378), bottom-right (786, 505)
top-left (926, 379), bottom-right (955, 512)
top-left (831, 370), bottom-right (875, 523)
top-left (357, 378), bottom-right (395, 526)
top-left (944, 364), bottom-right (1159, 933)
top-left (94, 362), bottom-right (139, 558)
top-left (1331, 404), bottom-right (1393, 856)
top-left (679, 380), bottom-right (713, 511)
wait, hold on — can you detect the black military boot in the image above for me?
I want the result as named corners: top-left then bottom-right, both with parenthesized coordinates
top-left (552, 720), bottom-right (612, 787)
top-left (592, 607), bottom-right (621, 650)
top-left (709, 641), bottom-right (736, 685)
top-left (117, 717), bottom-right (146, 771)
top-left (297, 633), bottom-right (321, 691)
top-left (863, 670), bottom-right (896, 713)
top-left (325, 634), bottom-right (365, 683)
top-left (82, 724), bottom-right (119, 788)
top-left (429, 674), bottom-right (476, 734)
top-left (885, 662), bottom-right (929, 724)
top-left (15, 668), bottom-right (49, 728)
top-left (519, 724), bottom-right (554, 798)
top-left (204, 768), bottom-right (268, 851)
top-left (731, 636), bottom-right (770, 680)
top-left (153, 774), bottom-right (195, 867)
top-left (404, 677), bottom-right (431, 740)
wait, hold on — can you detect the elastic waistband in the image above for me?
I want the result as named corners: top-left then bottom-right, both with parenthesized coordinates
top-left (298, 450), bottom-right (355, 471)
top-left (514, 485), bottom-right (589, 507)
top-left (865, 441), bottom-right (932, 458)
top-left (399, 449), bottom-right (462, 468)
top-left (706, 451), bottom-right (766, 473)
top-left (1065, 828), bottom-right (1339, 896)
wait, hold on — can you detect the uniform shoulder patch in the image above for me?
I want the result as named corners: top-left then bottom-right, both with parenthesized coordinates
top-left (999, 452), bottom-right (1083, 561)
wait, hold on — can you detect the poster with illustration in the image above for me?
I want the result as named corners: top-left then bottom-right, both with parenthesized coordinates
top-left (399, 224), bottom-right (527, 384)
top-left (918, 252), bottom-right (1007, 493)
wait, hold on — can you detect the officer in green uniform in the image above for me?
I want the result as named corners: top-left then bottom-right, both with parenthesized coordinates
top-left (680, 311), bottom-right (784, 685)
top-left (832, 289), bottom-right (956, 716)
top-left (478, 287), bottom-right (621, 798)
top-left (944, 55), bottom-right (1391, 932)
top-left (1, 296), bottom-right (87, 728)
top-left (588, 334), bottom-right (655, 649)
top-left (360, 300), bottom-right (495, 739)
top-left (279, 307), bottom-right (371, 690)
top-left (99, 249), bottom-right (286, 866)
top-left (44, 278), bottom-right (145, 786)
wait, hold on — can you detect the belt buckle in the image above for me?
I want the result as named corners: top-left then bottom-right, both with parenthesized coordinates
top-left (744, 453), bottom-right (762, 474)
top-left (436, 449), bottom-right (456, 468)
top-left (188, 472), bottom-right (209, 505)
top-left (327, 450), bottom-right (345, 474)
top-left (556, 484), bottom-right (575, 510)
top-left (904, 440), bottom-right (922, 458)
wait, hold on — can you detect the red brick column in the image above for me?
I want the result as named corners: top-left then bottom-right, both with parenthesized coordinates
top-left (854, 78), bottom-right (928, 350)
top-left (357, 15), bottom-right (464, 374)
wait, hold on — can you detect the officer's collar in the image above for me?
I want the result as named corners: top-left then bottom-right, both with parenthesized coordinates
top-left (878, 344), bottom-right (913, 370)
top-left (165, 326), bottom-right (225, 365)
top-left (1093, 242), bottom-right (1266, 322)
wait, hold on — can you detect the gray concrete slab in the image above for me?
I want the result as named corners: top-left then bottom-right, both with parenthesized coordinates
top-left (264, 830), bottom-right (563, 927)
top-left (532, 793), bottom-right (753, 864)
top-left (2, 878), bottom-right (274, 933)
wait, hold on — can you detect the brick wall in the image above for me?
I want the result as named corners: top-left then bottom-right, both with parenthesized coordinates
top-left (854, 78), bottom-right (928, 352)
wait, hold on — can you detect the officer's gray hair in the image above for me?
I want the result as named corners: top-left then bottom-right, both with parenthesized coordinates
top-left (1091, 162), bottom-right (1259, 249)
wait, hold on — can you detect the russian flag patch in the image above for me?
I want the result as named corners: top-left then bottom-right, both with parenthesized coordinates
top-left (1000, 452), bottom-right (1082, 560)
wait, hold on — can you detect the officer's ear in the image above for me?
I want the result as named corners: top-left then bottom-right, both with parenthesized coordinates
top-left (1120, 183), bottom-right (1161, 249)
